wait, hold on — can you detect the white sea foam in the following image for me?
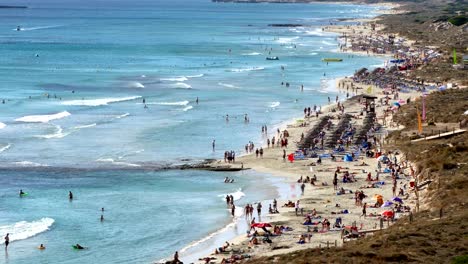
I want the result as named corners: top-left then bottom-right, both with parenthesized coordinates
top-left (218, 82), bottom-right (239, 89)
top-left (321, 40), bottom-right (335, 46)
top-left (96, 158), bottom-right (141, 167)
top-left (242, 52), bottom-right (262, 56)
top-left (14, 25), bottom-right (62, 31)
top-left (116, 113), bottom-right (130, 119)
top-left (169, 83), bottom-right (192, 89)
top-left (73, 123), bottom-right (97, 129)
top-left (277, 36), bottom-right (299, 44)
top-left (15, 111), bottom-right (71, 123)
top-left (179, 192), bottom-right (245, 256)
top-left (178, 221), bottom-right (238, 255)
top-left (186, 74), bottom-right (204, 78)
top-left (151, 101), bottom-right (189, 106)
top-left (61, 96), bottom-right (141, 106)
top-left (0, 218), bottom-right (55, 244)
top-left (117, 149), bottom-right (145, 159)
top-left (0, 122), bottom-right (6, 129)
top-left (219, 188), bottom-right (246, 202)
top-left (269, 102), bottom-right (280, 108)
top-left (305, 28), bottom-right (325, 36)
top-left (160, 77), bottom-right (188, 82)
top-left (229, 67), bottom-right (265, 73)
top-left (310, 52), bottom-right (318, 56)
top-left (127, 81), bottom-right (145, 88)
top-left (14, 161), bottom-right (48, 167)
top-left (181, 105), bottom-right (193, 112)
top-left (0, 144), bottom-right (11, 153)
top-left (35, 125), bottom-right (70, 139)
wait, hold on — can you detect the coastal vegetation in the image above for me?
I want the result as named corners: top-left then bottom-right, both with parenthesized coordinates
top-left (245, 88), bottom-right (468, 264)
top-left (231, 1), bottom-right (468, 263)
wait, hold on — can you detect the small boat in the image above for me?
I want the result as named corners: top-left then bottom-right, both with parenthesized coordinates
top-left (322, 58), bottom-right (343, 62)
top-left (266, 56), bottom-right (279, 60)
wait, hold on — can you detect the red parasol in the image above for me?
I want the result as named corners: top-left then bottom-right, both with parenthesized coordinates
top-left (251, 223), bottom-right (272, 228)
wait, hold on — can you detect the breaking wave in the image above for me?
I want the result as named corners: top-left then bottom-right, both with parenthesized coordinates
top-left (0, 218), bottom-right (55, 244)
top-left (15, 111), bottom-right (71, 123)
top-left (61, 96), bottom-right (141, 106)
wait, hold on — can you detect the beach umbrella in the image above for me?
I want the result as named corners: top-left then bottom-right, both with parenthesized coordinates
top-left (381, 210), bottom-right (394, 217)
top-left (381, 201), bottom-right (394, 207)
top-left (251, 223), bottom-right (272, 228)
top-left (392, 197), bottom-right (404, 203)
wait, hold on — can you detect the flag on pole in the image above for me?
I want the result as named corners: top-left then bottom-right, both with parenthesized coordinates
top-left (417, 108), bottom-right (423, 134)
top-left (422, 95), bottom-right (426, 121)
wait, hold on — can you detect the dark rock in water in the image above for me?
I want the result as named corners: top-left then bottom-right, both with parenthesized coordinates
top-left (0, 5), bottom-right (27, 8)
top-left (268, 24), bottom-right (303, 27)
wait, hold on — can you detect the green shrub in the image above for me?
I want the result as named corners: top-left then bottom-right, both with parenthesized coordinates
top-left (452, 255), bottom-right (468, 264)
top-left (448, 16), bottom-right (468, 26)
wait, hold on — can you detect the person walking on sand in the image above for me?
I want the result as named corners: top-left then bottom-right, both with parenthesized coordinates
top-left (173, 251), bottom-right (182, 264)
top-left (4, 233), bottom-right (9, 250)
top-left (361, 203), bottom-right (367, 217)
top-left (257, 202), bottom-right (262, 217)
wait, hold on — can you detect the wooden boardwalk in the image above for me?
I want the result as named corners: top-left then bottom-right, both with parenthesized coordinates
top-left (411, 129), bottom-right (467, 142)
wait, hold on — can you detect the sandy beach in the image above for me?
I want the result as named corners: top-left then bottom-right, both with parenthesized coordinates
top-left (192, 6), bottom-right (435, 264)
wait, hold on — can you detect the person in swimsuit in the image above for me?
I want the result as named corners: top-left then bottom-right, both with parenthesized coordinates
top-left (4, 233), bottom-right (9, 249)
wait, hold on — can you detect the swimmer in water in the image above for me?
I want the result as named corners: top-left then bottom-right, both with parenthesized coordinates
top-left (75, 244), bottom-right (85, 250)
top-left (38, 244), bottom-right (46, 250)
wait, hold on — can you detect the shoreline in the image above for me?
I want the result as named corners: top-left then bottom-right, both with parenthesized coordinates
top-left (181, 2), bottom-right (435, 263)
top-left (165, 2), bottom-right (406, 263)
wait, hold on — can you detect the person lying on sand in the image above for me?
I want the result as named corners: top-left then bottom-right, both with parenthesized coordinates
top-left (248, 236), bottom-right (259, 247)
top-left (360, 183), bottom-right (378, 188)
top-left (199, 257), bottom-right (216, 264)
top-left (282, 200), bottom-right (295, 207)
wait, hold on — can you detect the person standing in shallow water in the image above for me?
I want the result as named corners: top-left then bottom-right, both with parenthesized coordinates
top-left (4, 233), bottom-right (9, 249)
top-left (212, 140), bottom-right (215, 152)
top-left (69, 191), bottom-right (73, 200)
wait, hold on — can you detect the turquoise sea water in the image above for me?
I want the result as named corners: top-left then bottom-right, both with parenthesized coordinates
top-left (0, 0), bottom-right (385, 263)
